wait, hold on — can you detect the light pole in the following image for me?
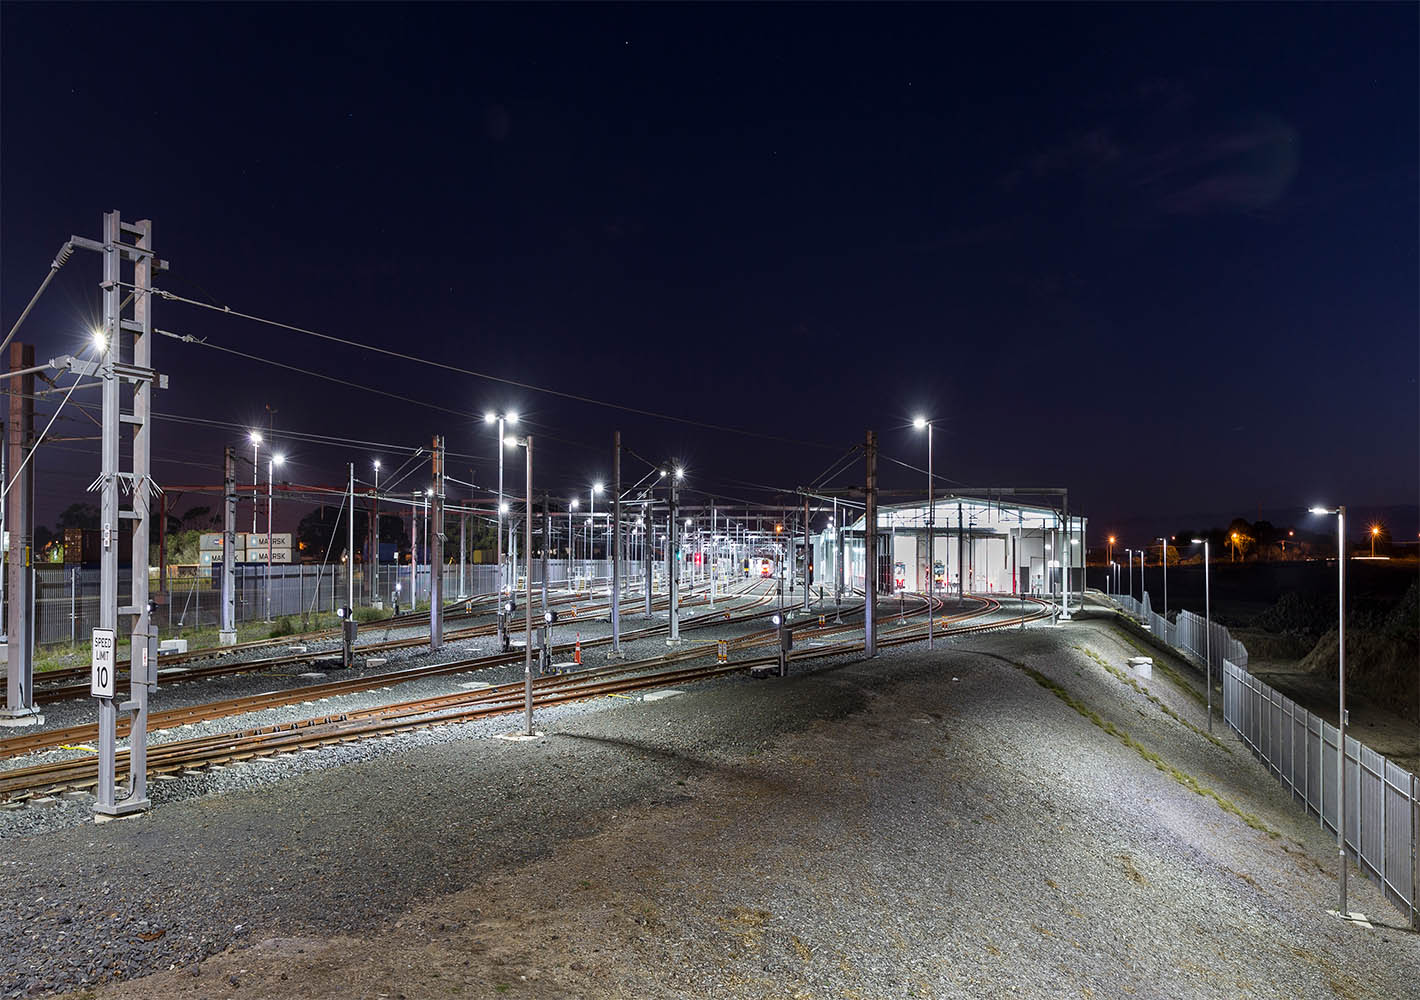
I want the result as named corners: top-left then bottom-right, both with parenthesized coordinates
top-left (514, 433), bottom-right (533, 736)
top-left (1370, 525), bottom-right (1379, 557)
top-left (913, 416), bottom-right (935, 649)
top-left (423, 488), bottom-right (432, 606)
top-left (568, 498), bottom-right (578, 581)
top-left (249, 431), bottom-right (262, 535)
top-left (1157, 536), bottom-right (1169, 623)
top-left (1191, 538), bottom-right (1213, 732)
top-left (1124, 548), bottom-right (1133, 601)
top-left (591, 481), bottom-right (604, 588)
top-left (264, 453), bottom-right (284, 621)
top-left (1107, 535), bottom-right (1115, 593)
top-left (1231, 531), bottom-right (1239, 562)
top-left (371, 460), bottom-right (380, 606)
top-left (484, 410), bottom-right (518, 596)
top-left (1310, 503), bottom-right (1348, 916)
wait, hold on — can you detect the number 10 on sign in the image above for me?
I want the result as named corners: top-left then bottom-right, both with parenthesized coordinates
top-left (91, 628), bottom-right (116, 698)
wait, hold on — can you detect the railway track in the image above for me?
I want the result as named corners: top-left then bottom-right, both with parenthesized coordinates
top-left (0, 594), bottom-right (1049, 804)
top-left (30, 581), bottom-right (761, 703)
top-left (0, 579), bottom-right (785, 759)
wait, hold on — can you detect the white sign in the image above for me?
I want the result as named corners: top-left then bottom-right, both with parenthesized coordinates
top-left (243, 533), bottom-right (292, 549)
top-left (91, 628), bottom-right (116, 698)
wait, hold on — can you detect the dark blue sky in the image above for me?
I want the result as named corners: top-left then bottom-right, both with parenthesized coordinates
top-left (2, 4), bottom-right (1416, 539)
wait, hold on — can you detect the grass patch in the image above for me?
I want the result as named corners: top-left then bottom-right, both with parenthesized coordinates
top-left (1021, 665), bottom-right (1280, 839)
top-left (1077, 646), bottom-right (1230, 753)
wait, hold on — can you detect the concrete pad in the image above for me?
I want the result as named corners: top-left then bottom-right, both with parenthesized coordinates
top-left (495, 731), bottom-right (545, 742)
top-left (643, 689), bottom-right (684, 702)
top-left (0, 710), bottom-right (44, 728)
top-left (158, 667), bottom-right (189, 676)
top-left (158, 639), bottom-right (188, 654)
top-left (286, 645), bottom-right (309, 653)
top-left (458, 681), bottom-right (492, 691)
top-left (298, 672), bottom-right (327, 680)
top-left (365, 657), bottom-right (388, 668)
top-left (1127, 655), bottom-right (1153, 679)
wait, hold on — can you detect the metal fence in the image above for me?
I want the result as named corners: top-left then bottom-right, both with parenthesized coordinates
top-left (1112, 590), bottom-right (1416, 926)
top-left (1224, 660), bottom-right (1418, 926)
top-left (22, 557), bottom-right (656, 644)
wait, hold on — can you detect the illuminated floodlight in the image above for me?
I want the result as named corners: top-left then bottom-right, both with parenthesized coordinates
top-left (425, 488), bottom-right (433, 497)
top-left (499, 502), bottom-right (510, 514)
top-left (373, 459), bottom-right (381, 470)
top-left (912, 416), bottom-right (927, 430)
top-left (570, 499), bottom-right (579, 510)
top-left (483, 412), bottom-right (496, 424)
top-left (659, 469), bottom-right (667, 478)
top-left (1108, 535), bottom-right (1116, 545)
top-left (504, 436), bottom-right (518, 447)
top-left (685, 518), bottom-right (692, 527)
top-left (1309, 506), bottom-right (1334, 516)
top-left (593, 482), bottom-right (604, 494)
top-left (273, 454), bottom-right (285, 465)
top-left (673, 467), bottom-right (684, 480)
top-left (249, 431), bottom-right (262, 445)
top-left (506, 412), bottom-right (519, 425)
top-left (1191, 538), bottom-right (1205, 544)
top-left (91, 328), bottom-right (107, 351)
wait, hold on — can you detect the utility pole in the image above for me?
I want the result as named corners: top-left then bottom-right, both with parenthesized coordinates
top-left (864, 430), bottom-right (878, 658)
top-left (522, 435), bottom-right (534, 736)
top-left (92, 211), bottom-right (164, 818)
top-left (220, 448), bottom-right (237, 645)
top-left (541, 494), bottom-right (549, 611)
top-left (430, 436), bottom-right (444, 649)
top-left (347, 462), bottom-right (355, 613)
top-left (643, 502), bottom-right (653, 615)
top-left (668, 475), bottom-right (680, 642)
top-left (802, 493), bottom-right (811, 611)
top-left (2, 342), bottom-right (36, 725)
top-left (369, 461), bottom-right (379, 607)
top-left (609, 431), bottom-right (623, 657)
top-left (459, 506), bottom-right (467, 599)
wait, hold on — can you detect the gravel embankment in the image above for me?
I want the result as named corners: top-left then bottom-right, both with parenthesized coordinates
top-left (3, 617), bottom-right (1413, 999)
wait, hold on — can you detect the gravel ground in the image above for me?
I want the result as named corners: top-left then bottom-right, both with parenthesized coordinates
top-left (8, 584), bottom-right (783, 769)
top-left (5, 615), bottom-right (1413, 999)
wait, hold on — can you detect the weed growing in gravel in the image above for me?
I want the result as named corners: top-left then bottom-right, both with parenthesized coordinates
top-left (1076, 646), bottom-right (1231, 753)
top-left (1021, 666), bottom-right (1281, 839)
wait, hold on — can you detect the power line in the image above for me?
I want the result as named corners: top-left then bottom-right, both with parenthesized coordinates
top-left (149, 285), bottom-right (843, 451)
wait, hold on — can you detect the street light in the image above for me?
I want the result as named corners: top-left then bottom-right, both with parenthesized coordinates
top-left (1310, 503), bottom-right (1349, 916)
top-left (484, 410), bottom-right (518, 597)
top-left (1107, 535), bottom-right (1115, 593)
top-left (1157, 536), bottom-right (1169, 624)
top-left (1191, 538), bottom-right (1213, 732)
top-left (1124, 548), bottom-right (1133, 601)
top-left (264, 453), bottom-right (285, 621)
top-left (249, 431), bottom-right (262, 534)
top-left (1231, 531), bottom-right (1240, 562)
top-left (913, 416), bottom-right (935, 649)
top-left (569, 498), bottom-right (579, 571)
top-left (1370, 524), bottom-right (1380, 558)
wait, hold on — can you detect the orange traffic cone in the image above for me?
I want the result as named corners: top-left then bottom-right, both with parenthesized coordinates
top-left (574, 633), bottom-right (582, 665)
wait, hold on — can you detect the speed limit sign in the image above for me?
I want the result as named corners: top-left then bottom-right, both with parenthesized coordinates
top-left (91, 628), bottom-right (116, 698)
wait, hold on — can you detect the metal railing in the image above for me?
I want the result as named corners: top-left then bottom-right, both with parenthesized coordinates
top-left (1111, 590), bottom-right (1416, 926)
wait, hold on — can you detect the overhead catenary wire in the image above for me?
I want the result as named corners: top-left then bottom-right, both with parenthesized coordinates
top-left (1, 242), bottom-right (75, 357)
top-left (1, 345), bottom-right (97, 501)
top-left (147, 285), bottom-right (843, 451)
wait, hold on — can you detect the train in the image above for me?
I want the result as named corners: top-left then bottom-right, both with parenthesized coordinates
top-left (744, 556), bottom-right (778, 579)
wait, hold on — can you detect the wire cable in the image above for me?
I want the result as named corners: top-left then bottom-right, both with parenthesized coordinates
top-left (150, 286), bottom-right (842, 451)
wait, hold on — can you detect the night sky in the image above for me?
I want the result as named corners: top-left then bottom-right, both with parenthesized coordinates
top-left (2, 4), bottom-right (1416, 539)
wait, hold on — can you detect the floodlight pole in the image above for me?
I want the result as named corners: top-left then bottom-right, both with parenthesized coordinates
top-left (1157, 536), bottom-right (1168, 624)
top-left (610, 431), bottom-right (622, 655)
top-left (802, 493), bottom-right (810, 612)
top-left (496, 416), bottom-right (505, 596)
top-left (523, 435), bottom-right (534, 735)
top-left (1309, 505), bottom-right (1349, 915)
top-left (348, 462), bottom-right (356, 614)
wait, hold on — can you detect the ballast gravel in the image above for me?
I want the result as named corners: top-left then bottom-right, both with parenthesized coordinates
top-left (1, 616), bottom-right (1415, 999)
